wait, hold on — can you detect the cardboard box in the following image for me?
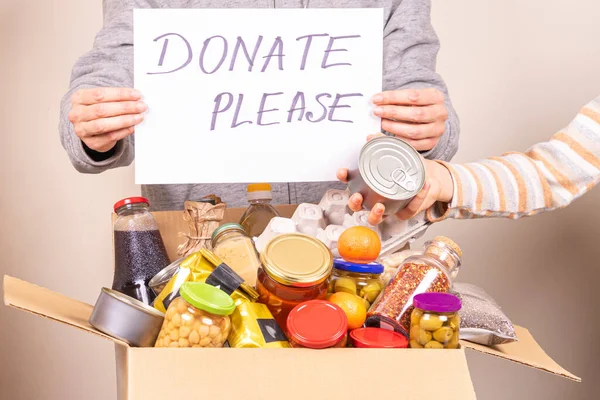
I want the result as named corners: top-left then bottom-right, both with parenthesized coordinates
top-left (3, 206), bottom-right (580, 399)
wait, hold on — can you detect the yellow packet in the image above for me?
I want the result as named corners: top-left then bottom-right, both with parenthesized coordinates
top-left (228, 302), bottom-right (290, 348)
top-left (153, 250), bottom-right (253, 313)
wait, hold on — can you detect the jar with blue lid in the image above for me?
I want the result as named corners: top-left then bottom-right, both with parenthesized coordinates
top-left (328, 259), bottom-right (385, 309)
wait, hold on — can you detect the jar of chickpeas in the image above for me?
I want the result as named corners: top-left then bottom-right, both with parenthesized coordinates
top-left (409, 292), bottom-right (461, 349)
top-left (155, 282), bottom-right (235, 348)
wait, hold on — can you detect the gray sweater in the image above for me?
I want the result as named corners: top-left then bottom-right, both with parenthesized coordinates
top-left (59, 0), bottom-right (459, 211)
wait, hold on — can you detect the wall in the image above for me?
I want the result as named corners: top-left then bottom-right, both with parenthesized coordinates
top-left (0, 0), bottom-right (598, 399)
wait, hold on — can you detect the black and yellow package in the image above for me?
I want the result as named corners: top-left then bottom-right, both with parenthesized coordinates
top-left (228, 302), bottom-right (290, 348)
top-left (153, 249), bottom-right (256, 313)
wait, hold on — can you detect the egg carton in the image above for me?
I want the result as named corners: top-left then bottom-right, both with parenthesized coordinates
top-left (254, 189), bottom-right (431, 258)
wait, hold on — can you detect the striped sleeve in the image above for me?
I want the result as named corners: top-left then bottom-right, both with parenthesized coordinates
top-left (429, 96), bottom-right (600, 221)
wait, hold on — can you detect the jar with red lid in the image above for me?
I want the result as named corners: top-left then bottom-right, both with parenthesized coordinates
top-left (287, 300), bottom-right (348, 349)
top-left (113, 197), bottom-right (170, 305)
top-left (350, 327), bottom-right (408, 348)
top-left (257, 234), bottom-right (333, 333)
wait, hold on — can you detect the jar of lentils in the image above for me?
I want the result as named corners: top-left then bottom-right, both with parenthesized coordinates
top-left (365, 236), bottom-right (462, 337)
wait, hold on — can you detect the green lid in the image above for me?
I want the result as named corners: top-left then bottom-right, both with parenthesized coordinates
top-left (211, 223), bottom-right (246, 244)
top-left (179, 282), bottom-right (235, 316)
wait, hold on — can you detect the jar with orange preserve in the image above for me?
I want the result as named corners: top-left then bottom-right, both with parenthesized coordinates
top-left (287, 300), bottom-right (348, 349)
top-left (365, 236), bottom-right (462, 337)
top-left (257, 233), bottom-right (333, 333)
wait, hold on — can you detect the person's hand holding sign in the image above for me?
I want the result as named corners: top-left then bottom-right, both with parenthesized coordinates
top-left (68, 87), bottom-right (147, 153)
top-left (372, 88), bottom-right (448, 152)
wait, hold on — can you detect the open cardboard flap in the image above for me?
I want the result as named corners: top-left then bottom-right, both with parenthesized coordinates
top-left (3, 275), bottom-right (128, 347)
top-left (3, 275), bottom-right (579, 383)
top-left (460, 328), bottom-right (580, 382)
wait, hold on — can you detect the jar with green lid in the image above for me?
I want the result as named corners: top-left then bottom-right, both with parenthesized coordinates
top-left (211, 223), bottom-right (262, 287)
top-left (154, 282), bottom-right (235, 348)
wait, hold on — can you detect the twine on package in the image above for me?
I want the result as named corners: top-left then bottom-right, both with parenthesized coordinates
top-left (178, 196), bottom-right (226, 257)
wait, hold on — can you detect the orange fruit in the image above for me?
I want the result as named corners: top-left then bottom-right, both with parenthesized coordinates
top-left (337, 226), bottom-right (381, 264)
top-left (328, 292), bottom-right (367, 330)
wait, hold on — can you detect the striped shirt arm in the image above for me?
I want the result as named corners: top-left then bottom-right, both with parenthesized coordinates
top-left (429, 96), bottom-right (600, 221)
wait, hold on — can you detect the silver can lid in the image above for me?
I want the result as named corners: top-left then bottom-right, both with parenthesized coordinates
top-left (359, 136), bottom-right (425, 200)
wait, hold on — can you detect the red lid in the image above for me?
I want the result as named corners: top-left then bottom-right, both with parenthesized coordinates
top-left (350, 328), bottom-right (408, 348)
top-left (113, 197), bottom-right (149, 212)
top-left (287, 300), bottom-right (348, 349)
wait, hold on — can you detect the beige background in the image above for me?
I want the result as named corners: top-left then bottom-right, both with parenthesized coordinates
top-left (1, 0), bottom-right (599, 398)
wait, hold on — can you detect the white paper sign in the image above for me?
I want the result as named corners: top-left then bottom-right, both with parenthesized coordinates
top-left (134, 9), bottom-right (382, 184)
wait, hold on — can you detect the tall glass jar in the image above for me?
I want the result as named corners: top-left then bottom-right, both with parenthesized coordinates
top-left (365, 236), bottom-right (462, 337)
top-left (256, 233), bottom-right (333, 333)
top-left (113, 197), bottom-right (170, 305)
top-left (211, 223), bottom-right (262, 287)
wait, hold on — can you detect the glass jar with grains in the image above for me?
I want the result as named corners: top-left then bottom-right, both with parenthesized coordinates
top-left (211, 223), bottom-right (262, 287)
top-left (365, 236), bottom-right (462, 337)
top-left (154, 282), bottom-right (235, 348)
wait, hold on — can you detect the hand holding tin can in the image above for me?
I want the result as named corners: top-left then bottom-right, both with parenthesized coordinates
top-left (345, 136), bottom-right (426, 217)
top-left (338, 136), bottom-right (455, 225)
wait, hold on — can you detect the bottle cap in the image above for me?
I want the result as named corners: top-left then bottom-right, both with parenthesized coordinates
top-left (113, 197), bottom-right (149, 213)
top-left (211, 223), bottom-right (247, 247)
top-left (247, 183), bottom-right (272, 201)
top-left (413, 292), bottom-right (462, 313)
top-left (333, 259), bottom-right (384, 275)
top-left (180, 282), bottom-right (235, 316)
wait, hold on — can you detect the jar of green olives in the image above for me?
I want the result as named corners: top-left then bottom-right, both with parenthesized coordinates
top-left (328, 260), bottom-right (384, 309)
top-left (409, 292), bottom-right (461, 349)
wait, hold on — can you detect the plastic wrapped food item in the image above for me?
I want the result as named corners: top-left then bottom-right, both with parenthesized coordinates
top-left (254, 217), bottom-right (297, 253)
top-left (257, 234), bottom-right (333, 333)
top-left (318, 189), bottom-right (349, 226)
top-left (287, 300), bottom-right (348, 349)
top-left (153, 250), bottom-right (258, 313)
top-left (366, 237), bottom-right (462, 336)
top-left (228, 302), bottom-right (290, 348)
top-left (155, 283), bottom-right (235, 348)
top-left (177, 196), bottom-right (226, 257)
top-left (292, 203), bottom-right (327, 237)
top-left (328, 259), bottom-right (385, 309)
top-left (409, 293), bottom-right (461, 349)
top-left (452, 283), bottom-right (518, 346)
top-left (212, 223), bottom-right (262, 286)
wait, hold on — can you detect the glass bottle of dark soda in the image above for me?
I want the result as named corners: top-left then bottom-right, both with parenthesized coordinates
top-left (112, 197), bottom-right (170, 305)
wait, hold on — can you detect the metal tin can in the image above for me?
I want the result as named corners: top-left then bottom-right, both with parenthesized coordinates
top-left (149, 257), bottom-right (184, 296)
top-left (89, 288), bottom-right (165, 347)
top-left (348, 136), bottom-right (425, 215)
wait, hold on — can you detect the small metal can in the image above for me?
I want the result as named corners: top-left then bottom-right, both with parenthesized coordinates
top-left (89, 288), bottom-right (165, 347)
top-left (348, 136), bottom-right (425, 215)
top-left (149, 257), bottom-right (184, 296)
